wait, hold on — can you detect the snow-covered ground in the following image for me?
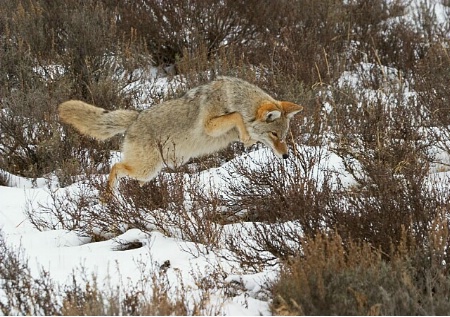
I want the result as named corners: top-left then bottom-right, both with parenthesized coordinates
top-left (0, 144), bottom-right (316, 314)
top-left (0, 139), bottom-right (356, 315)
top-left (2, 140), bottom-right (450, 314)
top-left (1, 1), bottom-right (449, 314)
top-left (0, 157), bottom-right (269, 315)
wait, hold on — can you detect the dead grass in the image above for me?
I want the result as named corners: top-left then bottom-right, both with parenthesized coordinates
top-left (272, 219), bottom-right (450, 315)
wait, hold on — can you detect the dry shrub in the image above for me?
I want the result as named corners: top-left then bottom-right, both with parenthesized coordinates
top-left (0, 229), bottom-right (223, 315)
top-left (0, 230), bottom-right (60, 315)
top-left (414, 40), bottom-right (450, 157)
top-left (24, 176), bottom-right (157, 240)
top-left (99, 171), bottom-right (226, 252)
top-left (176, 43), bottom-right (257, 87)
top-left (61, 275), bottom-right (111, 316)
top-left (0, 0), bottom-right (148, 184)
top-left (0, 172), bottom-right (8, 186)
top-left (27, 167), bottom-right (224, 250)
top-left (25, 177), bottom-right (100, 234)
top-left (217, 146), bottom-right (335, 270)
top-left (272, 219), bottom-right (450, 315)
top-left (321, 70), bottom-right (446, 252)
top-left (112, 0), bottom-right (412, 86)
top-left (93, 174), bottom-right (184, 238)
top-left (60, 264), bottom-right (197, 316)
top-left (223, 147), bottom-right (331, 226)
top-left (112, 0), bottom-right (277, 66)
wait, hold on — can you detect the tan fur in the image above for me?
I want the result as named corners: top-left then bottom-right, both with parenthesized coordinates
top-left (59, 100), bottom-right (139, 140)
top-left (58, 77), bottom-right (303, 197)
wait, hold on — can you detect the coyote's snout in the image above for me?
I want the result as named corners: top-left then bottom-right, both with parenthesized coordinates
top-left (58, 77), bottom-right (303, 198)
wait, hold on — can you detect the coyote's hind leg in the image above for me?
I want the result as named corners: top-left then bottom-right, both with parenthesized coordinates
top-left (101, 159), bottom-right (161, 202)
top-left (100, 162), bottom-right (133, 202)
top-left (107, 162), bottom-right (134, 192)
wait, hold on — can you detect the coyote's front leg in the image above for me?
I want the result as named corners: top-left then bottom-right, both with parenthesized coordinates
top-left (204, 112), bottom-right (256, 147)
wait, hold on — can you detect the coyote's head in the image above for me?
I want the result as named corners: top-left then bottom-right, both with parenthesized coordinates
top-left (249, 101), bottom-right (303, 159)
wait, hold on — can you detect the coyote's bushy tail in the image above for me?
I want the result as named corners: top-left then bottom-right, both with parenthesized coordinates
top-left (58, 100), bottom-right (139, 140)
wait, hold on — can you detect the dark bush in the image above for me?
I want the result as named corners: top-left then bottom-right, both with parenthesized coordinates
top-left (272, 224), bottom-right (450, 315)
top-left (0, 0), bottom-right (149, 182)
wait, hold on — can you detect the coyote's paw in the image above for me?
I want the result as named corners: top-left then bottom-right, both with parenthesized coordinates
top-left (243, 138), bottom-right (257, 148)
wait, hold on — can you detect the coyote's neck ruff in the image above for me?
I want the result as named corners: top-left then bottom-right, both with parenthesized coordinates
top-left (59, 77), bottom-right (303, 199)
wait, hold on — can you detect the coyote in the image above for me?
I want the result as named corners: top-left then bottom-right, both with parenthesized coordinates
top-left (59, 77), bottom-right (303, 197)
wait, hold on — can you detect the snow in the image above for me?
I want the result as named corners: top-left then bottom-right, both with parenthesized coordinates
top-left (0, 126), bottom-right (365, 314)
top-left (0, 148), bottom-right (303, 315)
top-left (4, 135), bottom-right (447, 314)
top-left (3, 61), bottom-right (450, 315)
top-left (2, 143), bottom-right (450, 314)
top-left (1, 1), bottom-right (450, 313)
top-left (3, 60), bottom-right (450, 315)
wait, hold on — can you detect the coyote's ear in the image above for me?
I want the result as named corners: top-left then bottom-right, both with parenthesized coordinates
top-left (280, 101), bottom-right (303, 119)
top-left (256, 102), bottom-right (282, 122)
top-left (265, 110), bottom-right (282, 122)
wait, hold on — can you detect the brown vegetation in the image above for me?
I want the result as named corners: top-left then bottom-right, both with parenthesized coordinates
top-left (1, 0), bottom-right (450, 315)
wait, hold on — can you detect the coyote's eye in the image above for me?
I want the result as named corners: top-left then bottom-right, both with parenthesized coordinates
top-left (270, 132), bottom-right (278, 138)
